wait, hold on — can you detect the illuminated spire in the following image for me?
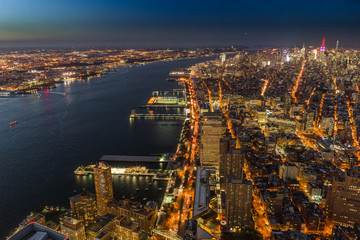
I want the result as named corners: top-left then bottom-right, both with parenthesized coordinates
top-left (320, 37), bottom-right (326, 52)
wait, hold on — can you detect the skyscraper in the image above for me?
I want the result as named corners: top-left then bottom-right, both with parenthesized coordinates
top-left (200, 112), bottom-right (224, 167)
top-left (226, 176), bottom-right (253, 229)
top-left (284, 93), bottom-right (292, 116)
top-left (94, 162), bottom-right (114, 216)
top-left (220, 53), bottom-right (226, 66)
top-left (223, 149), bottom-right (244, 179)
top-left (326, 169), bottom-right (360, 227)
top-left (219, 135), bottom-right (236, 177)
top-left (304, 110), bottom-right (315, 133)
top-left (320, 37), bottom-right (326, 52)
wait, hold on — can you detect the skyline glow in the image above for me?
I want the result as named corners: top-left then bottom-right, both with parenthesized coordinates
top-left (1, 0), bottom-right (360, 48)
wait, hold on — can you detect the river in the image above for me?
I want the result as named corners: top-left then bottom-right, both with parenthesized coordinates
top-left (0, 55), bottom-right (218, 237)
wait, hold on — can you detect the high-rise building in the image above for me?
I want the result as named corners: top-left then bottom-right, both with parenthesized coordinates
top-left (94, 162), bottom-right (114, 216)
top-left (115, 215), bottom-right (140, 240)
top-left (200, 112), bottom-right (224, 167)
top-left (219, 135), bottom-right (236, 177)
top-left (86, 213), bottom-right (116, 240)
top-left (69, 190), bottom-right (98, 226)
top-left (87, 213), bottom-right (117, 240)
top-left (301, 203), bottom-right (325, 234)
top-left (226, 176), bottom-right (253, 229)
top-left (284, 93), bottom-right (292, 116)
top-left (61, 217), bottom-right (86, 240)
top-left (108, 200), bottom-right (158, 235)
top-left (301, 43), bottom-right (306, 57)
top-left (320, 37), bottom-right (326, 52)
top-left (279, 163), bottom-right (298, 181)
top-left (223, 149), bottom-right (244, 179)
top-left (220, 53), bottom-right (226, 66)
top-left (326, 170), bottom-right (360, 227)
top-left (304, 110), bottom-right (315, 133)
top-left (320, 37), bottom-right (326, 63)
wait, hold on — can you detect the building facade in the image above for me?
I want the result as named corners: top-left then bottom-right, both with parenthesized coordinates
top-left (94, 162), bottom-right (114, 216)
top-left (69, 190), bottom-right (98, 226)
top-left (200, 113), bottom-right (224, 167)
top-left (226, 176), bottom-right (253, 229)
top-left (326, 171), bottom-right (360, 227)
top-left (60, 217), bottom-right (86, 240)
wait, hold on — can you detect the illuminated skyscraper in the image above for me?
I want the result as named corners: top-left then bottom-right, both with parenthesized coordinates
top-left (284, 93), bottom-right (292, 116)
top-left (326, 169), bottom-right (360, 227)
top-left (200, 112), bottom-right (224, 167)
top-left (336, 40), bottom-right (339, 51)
top-left (220, 53), bottom-right (226, 66)
top-left (320, 37), bottom-right (326, 52)
top-left (301, 43), bottom-right (306, 56)
top-left (223, 149), bottom-right (244, 179)
top-left (226, 176), bottom-right (253, 229)
top-left (219, 134), bottom-right (236, 177)
top-left (94, 162), bottom-right (114, 216)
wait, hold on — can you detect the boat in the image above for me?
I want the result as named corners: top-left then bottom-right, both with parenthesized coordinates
top-left (158, 188), bottom-right (163, 190)
top-left (136, 188), bottom-right (140, 191)
top-left (73, 165), bottom-right (95, 176)
top-left (145, 188), bottom-right (149, 191)
top-left (9, 121), bottom-right (17, 127)
top-left (143, 198), bottom-right (147, 201)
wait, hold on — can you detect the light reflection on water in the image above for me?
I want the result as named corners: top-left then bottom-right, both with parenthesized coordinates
top-left (74, 174), bottom-right (167, 204)
top-left (0, 55), bottom-right (219, 237)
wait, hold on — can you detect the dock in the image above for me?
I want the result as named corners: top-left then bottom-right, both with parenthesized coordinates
top-left (100, 155), bottom-right (171, 163)
top-left (139, 104), bottom-right (185, 109)
top-left (129, 113), bottom-right (185, 120)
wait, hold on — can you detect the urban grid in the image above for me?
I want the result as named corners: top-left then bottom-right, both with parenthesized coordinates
top-left (2, 1), bottom-right (360, 240)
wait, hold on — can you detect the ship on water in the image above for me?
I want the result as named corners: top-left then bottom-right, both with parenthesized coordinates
top-left (9, 121), bottom-right (17, 127)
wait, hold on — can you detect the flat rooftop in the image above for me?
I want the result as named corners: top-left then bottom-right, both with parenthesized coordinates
top-left (100, 155), bottom-right (170, 162)
top-left (193, 168), bottom-right (210, 218)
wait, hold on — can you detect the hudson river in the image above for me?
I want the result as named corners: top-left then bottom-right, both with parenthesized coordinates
top-left (0, 55), bottom-right (218, 237)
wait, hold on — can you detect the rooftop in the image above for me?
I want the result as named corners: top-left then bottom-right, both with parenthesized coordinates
top-left (8, 223), bottom-right (67, 240)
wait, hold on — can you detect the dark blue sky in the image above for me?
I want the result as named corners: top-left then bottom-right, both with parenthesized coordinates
top-left (1, 0), bottom-right (360, 48)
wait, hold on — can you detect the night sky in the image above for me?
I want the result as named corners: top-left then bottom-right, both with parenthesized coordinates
top-left (0, 0), bottom-right (359, 48)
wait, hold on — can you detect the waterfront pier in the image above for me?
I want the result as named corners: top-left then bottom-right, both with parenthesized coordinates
top-left (100, 155), bottom-right (171, 163)
top-left (129, 113), bottom-right (185, 120)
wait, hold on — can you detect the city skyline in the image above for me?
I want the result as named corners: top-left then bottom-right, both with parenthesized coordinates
top-left (3, 1), bottom-right (360, 239)
top-left (1, 0), bottom-right (360, 48)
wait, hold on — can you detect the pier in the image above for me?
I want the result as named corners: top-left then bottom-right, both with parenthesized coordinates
top-left (100, 155), bottom-right (171, 163)
top-left (139, 104), bottom-right (185, 109)
top-left (129, 113), bottom-right (185, 120)
top-left (152, 89), bottom-right (184, 97)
